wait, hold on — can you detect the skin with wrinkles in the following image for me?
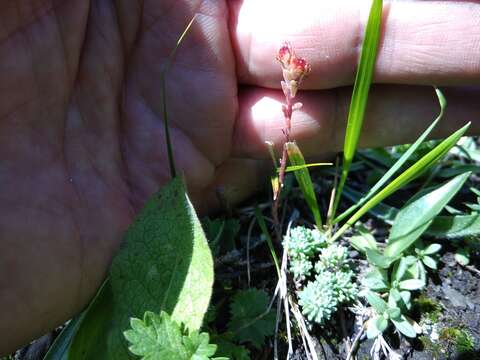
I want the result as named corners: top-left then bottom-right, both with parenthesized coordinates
top-left (0, 0), bottom-right (479, 353)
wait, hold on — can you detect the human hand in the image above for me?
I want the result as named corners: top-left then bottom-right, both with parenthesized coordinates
top-left (0, 0), bottom-right (479, 353)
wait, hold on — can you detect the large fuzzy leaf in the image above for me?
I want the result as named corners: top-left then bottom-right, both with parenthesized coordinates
top-left (66, 177), bottom-right (214, 359)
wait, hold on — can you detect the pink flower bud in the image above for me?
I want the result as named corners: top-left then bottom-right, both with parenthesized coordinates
top-left (276, 43), bottom-right (311, 90)
top-left (276, 42), bottom-right (293, 68)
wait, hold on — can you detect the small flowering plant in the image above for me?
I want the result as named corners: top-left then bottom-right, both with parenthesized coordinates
top-left (265, 2), bottom-right (473, 357)
top-left (277, 42), bottom-right (311, 125)
top-left (271, 42), bottom-right (317, 231)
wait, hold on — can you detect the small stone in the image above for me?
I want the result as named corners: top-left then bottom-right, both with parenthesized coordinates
top-left (442, 284), bottom-right (468, 309)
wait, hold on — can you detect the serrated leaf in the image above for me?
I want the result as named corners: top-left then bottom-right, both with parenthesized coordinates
top-left (69, 178), bottom-right (214, 359)
top-left (227, 289), bottom-right (276, 349)
top-left (286, 142), bottom-right (322, 228)
top-left (123, 311), bottom-right (219, 360)
top-left (213, 336), bottom-right (251, 360)
top-left (384, 172), bottom-right (470, 258)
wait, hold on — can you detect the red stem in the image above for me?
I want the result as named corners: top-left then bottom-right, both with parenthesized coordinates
top-left (272, 94), bottom-right (293, 240)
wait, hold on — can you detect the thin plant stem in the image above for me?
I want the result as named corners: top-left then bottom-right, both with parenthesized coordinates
top-left (272, 94), bottom-right (293, 240)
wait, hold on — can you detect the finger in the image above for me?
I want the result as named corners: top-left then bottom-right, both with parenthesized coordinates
top-left (228, 0), bottom-right (480, 89)
top-left (232, 85), bottom-right (480, 159)
top-left (192, 158), bottom-right (271, 215)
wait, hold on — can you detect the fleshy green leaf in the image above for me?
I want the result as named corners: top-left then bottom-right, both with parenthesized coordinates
top-left (227, 289), bottom-right (276, 349)
top-left (367, 316), bottom-right (385, 339)
top-left (391, 315), bottom-right (417, 338)
top-left (332, 0), bottom-right (383, 217)
top-left (363, 269), bottom-right (389, 291)
top-left (422, 256), bottom-right (437, 270)
top-left (350, 225), bottom-right (378, 253)
top-left (69, 178), bottom-right (214, 359)
top-left (399, 279), bottom-right (425, 291)
top-left (286, 142), bottom-right (322, 228)
top-left (366, 249), bottom-right (394, 269)
top-left (384, 172), bottom-right (470, 258)
top-left (366, 291), bottom-right (388, 314)
top-left (386, 307), bottom-right (401, 320)
top-left (455, 249), bottom-right (470, 266)
top-left (389, 289), bottom-right (411, 311)
top-left (424, 243), bottom-right (442, 255)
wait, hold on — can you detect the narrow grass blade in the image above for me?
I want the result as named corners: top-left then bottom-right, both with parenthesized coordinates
top-left (331, 0), bottom-right (383, 218)
top-left (334, 88), bottom-right (447, 224)
top-left (345, 186), bottom-right (480, 240)
top-left (286, 142), bottom-right (323, 228)
top-left (283, 163), bottom-right (332, 173)
top-left (161, 16), bottom-right (196, 179)
top-left (331, 122), bottom-right (471, 242)
top-left (254, 206), bottom-right (280, 277)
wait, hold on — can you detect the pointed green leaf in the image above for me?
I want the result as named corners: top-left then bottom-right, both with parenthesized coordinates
top-left (455, 249), bottom-right (470, 266)
top-left (399, 279), bottom-right (425, 291)
top-left (332, 123), bottom-right (471, 242)
top-left (334, 87), bottom-right (447, 224)
top-left (424, 243), bottom-right (442, 255)
top-left (350, 225), bottom-right (378, 253)
top-left (286, 142), bottom-right (322, 228)
top-left (332, 0), bottom-right (384, 217)
top-left (391, 315), bottom-right (417, 338)
top-left (384, 172), bottom-right (470, 258)
top-left (422, 256), bottom-right (437, 270)
top-left (43, 313), bottom-right (86, 360)
top-left (283, 162), bottom-right (332, 173)
top-left (344, 187), bottom-right (480, 239)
